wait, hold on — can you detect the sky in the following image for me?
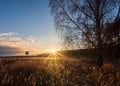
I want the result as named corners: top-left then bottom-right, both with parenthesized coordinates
top-left (0, 0), bottom-right (60, 56)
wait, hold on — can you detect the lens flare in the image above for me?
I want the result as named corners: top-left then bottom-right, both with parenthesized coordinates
top-left (50, 48), bottom-right (56, 54)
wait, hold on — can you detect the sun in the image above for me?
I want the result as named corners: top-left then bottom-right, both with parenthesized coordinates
top-left (50, 48), bottom-right (57, 54)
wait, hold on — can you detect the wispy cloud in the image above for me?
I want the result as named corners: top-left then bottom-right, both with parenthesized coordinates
top-left (0, 32), bottom-right (41, 55)
top-left (0, 32), bottom-right (60, 56)
top-left (0, 32), bottom-right (17, 37)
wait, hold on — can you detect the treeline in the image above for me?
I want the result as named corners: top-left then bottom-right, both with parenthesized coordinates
top-left (60, 45), bottom-right (120, 60)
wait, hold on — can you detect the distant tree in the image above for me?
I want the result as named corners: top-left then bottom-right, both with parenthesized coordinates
top-left (25, 51), bottom-right (29, 56)
top-left (49, 0), bottom-right (120, 68)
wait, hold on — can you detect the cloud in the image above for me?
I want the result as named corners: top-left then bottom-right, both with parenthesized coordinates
top-left (0, 32), bottom-right (60, 55)
top-left (0, 32), bottom-right (17, 37)
top-left (0, 32), bottom-right (41, 55)
top-left (0, 45), bottom-right (22, 56)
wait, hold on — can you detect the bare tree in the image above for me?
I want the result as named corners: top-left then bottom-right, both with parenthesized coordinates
top-left (49, 0), bottom-right (120, 68)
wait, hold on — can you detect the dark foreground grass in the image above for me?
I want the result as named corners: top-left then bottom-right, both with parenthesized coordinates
top-left (0, 57), bottom-right (120, 86)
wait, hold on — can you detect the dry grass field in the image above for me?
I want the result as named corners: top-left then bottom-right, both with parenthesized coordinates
top-left (0, 53), bottom-right (120, 86)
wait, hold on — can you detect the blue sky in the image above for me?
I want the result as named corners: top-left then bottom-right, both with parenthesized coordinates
top-left (0, 0), bottom-right (59, 55)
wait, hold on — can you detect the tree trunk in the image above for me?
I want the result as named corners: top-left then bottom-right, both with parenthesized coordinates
top-left (95, 0), bottom-right (103, 68)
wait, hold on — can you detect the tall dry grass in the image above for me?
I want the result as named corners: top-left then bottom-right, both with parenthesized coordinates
top-left (0, 57), bottom-right (120, 86)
